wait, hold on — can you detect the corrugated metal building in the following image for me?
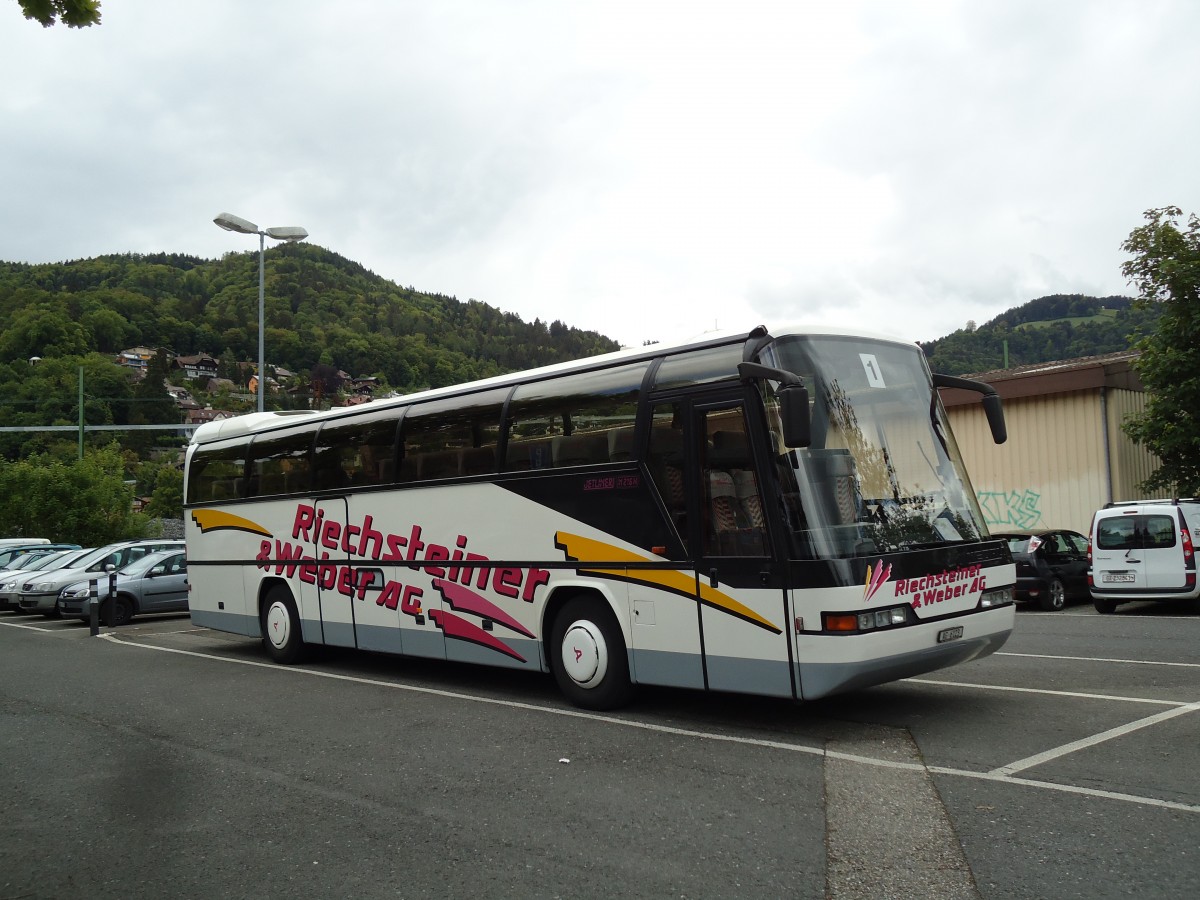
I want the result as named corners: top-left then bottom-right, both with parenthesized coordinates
top-left (939, 351), bottom-right (1166, 535)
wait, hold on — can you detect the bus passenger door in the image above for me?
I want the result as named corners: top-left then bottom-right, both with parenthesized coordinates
top-left (634, 407), bottom-right (705, 690)
top-left (689, 397), bottom-right (794, 698)
top-left (305, 496), bottom-right (357, 648)
top-left (344, 496), bottom-right (406, 656)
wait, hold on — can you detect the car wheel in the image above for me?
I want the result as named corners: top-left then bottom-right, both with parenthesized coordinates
top-left (261, 585), bottom-right (306, 664)
top-left (1094, 598), bottom-right (1118, 614)
top-left (103, 595), bottom-right (134, 627)
top-left (549, 597), bottom-right (634, 710)
top-left (1039, 578), bottom-right (1067, 612)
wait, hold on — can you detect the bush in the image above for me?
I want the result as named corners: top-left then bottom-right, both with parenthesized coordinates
top-left (0, 446), bottom-right (148, 546)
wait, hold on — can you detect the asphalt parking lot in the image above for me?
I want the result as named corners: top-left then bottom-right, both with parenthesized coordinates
top-left (1, 600), bottom-right (1197, 899)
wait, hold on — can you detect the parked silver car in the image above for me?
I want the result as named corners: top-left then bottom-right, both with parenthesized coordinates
top-left (16, 540), bottom-right (184, 618)
top-left (0, 548), bottom-right (94, 611)
top-left (59, 549), bottom-right (189, 626)
top-left (0, 543), bottom-right (81, 569)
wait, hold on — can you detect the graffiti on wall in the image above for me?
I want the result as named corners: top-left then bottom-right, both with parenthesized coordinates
top-left (977, 489), bottom-right (1044, 529)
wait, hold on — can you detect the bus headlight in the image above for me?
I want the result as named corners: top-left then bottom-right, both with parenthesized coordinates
top-left (979, 587), bottom-right (1014, 608)
top-left (825, 604), bottom-right (912, 633)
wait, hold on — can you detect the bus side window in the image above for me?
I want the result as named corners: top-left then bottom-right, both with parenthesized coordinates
top-left (646, 410), bottom-right (688, 554)
top-left (609, 426), bottom-right (636, 461)
top-left (704, 419), bottom-right (766, 557)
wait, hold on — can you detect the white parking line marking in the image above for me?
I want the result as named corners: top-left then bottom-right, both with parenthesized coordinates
top-left (931, 768), bottom-right (1200, 814)
top-left (0, 620), bottom-right (56, 632)
top-left (1048, 611), bottom-right (1200, 620)
top-left (907, 677), bottom-right (1187, 707)
top-left (100, 633), bottom-right (1200, 815)
top-left (990, 702), bottom-right (1200, 776)
top-left (998, 651), bottom-right (1200, 668)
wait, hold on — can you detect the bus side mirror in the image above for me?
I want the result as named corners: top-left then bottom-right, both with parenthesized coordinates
top-left (932, 373), bottom-right (1007, 445)
top-left (982, 394), bottom-right (1007, 445)
top-left (778, 383), bottom-right (811, 449)
top-left (738, 361), bottom-right (812, 449)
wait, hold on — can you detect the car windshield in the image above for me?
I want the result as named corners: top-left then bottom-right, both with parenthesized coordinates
top-left (0, 549), bottom-right (34, 567)
top-left (119, 551), bottom-right (177, 577)
top-left (17, 550), bottom-right (74, 572)
top-left (41, 549), bottom-right (94, 570)
top-left (3, 551), bottom-right (48, 570)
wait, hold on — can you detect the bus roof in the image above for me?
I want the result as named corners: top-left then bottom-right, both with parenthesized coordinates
top-left (189, 322), bottom-right (918, 446)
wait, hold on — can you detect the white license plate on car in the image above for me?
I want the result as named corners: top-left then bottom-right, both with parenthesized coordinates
top-left (937, 626), bottom-right (964, 644)
top-left (1102, 573), bottom-right (1136, 583)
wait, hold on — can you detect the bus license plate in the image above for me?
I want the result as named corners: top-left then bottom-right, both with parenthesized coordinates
top-left (1102, 573), bottom-right (1135, 583)
top-left (937, 626), bottom-right (964, 644)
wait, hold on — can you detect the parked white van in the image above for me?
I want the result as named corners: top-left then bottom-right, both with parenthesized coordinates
top-left (1089, 500), bottom-right (1200, 613)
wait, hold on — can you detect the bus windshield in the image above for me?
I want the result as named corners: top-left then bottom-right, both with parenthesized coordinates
top-left (763, 334), bottom-right (988, 559)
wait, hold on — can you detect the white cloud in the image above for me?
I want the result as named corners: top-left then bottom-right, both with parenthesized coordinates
top-left (1, 0), bottom-right (1196, 350)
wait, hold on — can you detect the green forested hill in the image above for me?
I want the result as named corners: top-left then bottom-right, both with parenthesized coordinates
top-left (920, 293), bottom-right (1159, 375)
top-left (0, 247), bottom-right (1159, 462)
top-left (0, 244), bottom-right (618, 391)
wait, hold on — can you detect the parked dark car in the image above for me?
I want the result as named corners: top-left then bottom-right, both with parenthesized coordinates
top-left (994, 529), bottom-right (1090, 611)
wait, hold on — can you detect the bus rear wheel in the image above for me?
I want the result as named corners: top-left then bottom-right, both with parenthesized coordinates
top-left (550, 597), bottom-right (633, 710)
top-left (261, 585), bottom-right (306, 664)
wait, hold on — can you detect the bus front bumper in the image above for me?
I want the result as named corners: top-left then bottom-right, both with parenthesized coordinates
top-left (796, 607), bottom-right (1014, 701)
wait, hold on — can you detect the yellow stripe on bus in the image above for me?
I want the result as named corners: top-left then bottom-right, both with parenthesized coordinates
top-left (190, 509), bottom-right (272, 538)
top-left (555, 532), bottom-right (780, 634)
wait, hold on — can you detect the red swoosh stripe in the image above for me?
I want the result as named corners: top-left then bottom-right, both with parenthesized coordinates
top-left (428, 610), bottom-right (526, 663)
top-left (431, 578), bottom-right (535, 638)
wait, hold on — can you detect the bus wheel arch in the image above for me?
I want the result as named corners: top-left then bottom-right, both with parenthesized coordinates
top-left (546, 590), bottom-right (634, 710)
top-left (259, 580), bottom-right (306, 664)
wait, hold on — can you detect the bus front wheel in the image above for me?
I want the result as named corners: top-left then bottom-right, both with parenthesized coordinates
top-left (261, 586), bottom-right (305, 664)
top-left (550, 597), bottom-right (633, 710)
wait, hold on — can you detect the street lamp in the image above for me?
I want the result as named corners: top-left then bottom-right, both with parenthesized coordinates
top-left (213, 212), bottom-right (309, 412)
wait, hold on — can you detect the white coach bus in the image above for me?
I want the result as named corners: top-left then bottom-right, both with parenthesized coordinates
top-left (184, 324), bottom-right (1015, 709)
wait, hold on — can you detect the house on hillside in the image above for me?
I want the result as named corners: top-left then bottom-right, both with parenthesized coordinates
top-left (940, 351), bottom-right (1167, 534)
top-left (240, 361), bottom-right (288, 397)
top-left (348, 376), bottom-right (378, 398)
top-left (116, 346), bottom-right (159, 370)
top-left (184, 407), bottom-right (234, 426)
top-left (175, 353), bottom-right (219, 381)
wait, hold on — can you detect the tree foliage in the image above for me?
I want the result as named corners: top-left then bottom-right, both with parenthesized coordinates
top-left (0, 246), bottom-right (621, 467)
top-left (0, 447), bottom-right (145, 545)
top-left (1119, 206), bottom-right (1200, 496)
top-left (16, 0), bottom-right (100, 27)
top-left (0, 246), bottom-right (619, 403)
top-left (920, 294), bottom-right (1157, 376)
top-left (135, 460), bottom-right (183, 519)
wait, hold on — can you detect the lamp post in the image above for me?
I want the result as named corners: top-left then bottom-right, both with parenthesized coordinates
top-left (213, 212), bottom-right (309, 412)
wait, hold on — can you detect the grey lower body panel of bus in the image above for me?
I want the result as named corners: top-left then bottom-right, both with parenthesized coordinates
top-left (191, 607), bottom-right (260, 637)
top-left (795, 631), bottom-right (1010, 701)
top-left (192, 607), bottom-right (1009, 704)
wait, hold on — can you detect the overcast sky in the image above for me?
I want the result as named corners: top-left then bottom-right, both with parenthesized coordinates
top-left (2, 1), bottom-right (1197, 348)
